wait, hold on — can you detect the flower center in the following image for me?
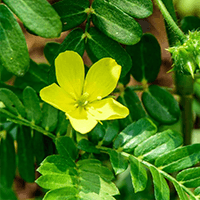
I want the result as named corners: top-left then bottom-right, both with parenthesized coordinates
top-left (75, 92), bottom-right (89, 108)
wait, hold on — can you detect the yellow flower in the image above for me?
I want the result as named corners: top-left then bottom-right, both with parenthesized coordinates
top-left (40, 51), bottom-right (129, 134)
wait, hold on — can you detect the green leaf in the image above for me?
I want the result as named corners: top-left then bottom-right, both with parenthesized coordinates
top-left (4, 0), bottom-right (62, 38)
top-left (123, 87), bottom-right (147, 121)
top-left (149, 166), bottom-right (170, 200)
top-left (91, 0), bottom-right (142, 45)
top-left (142, 85), bottom-right (180, 124)
top-left (0, 64), bottom-right (13, 82)
top-left (36, 174), bottom-right (76, 190)
top-left (36, 155), bottom-right (118, 199)
top-left (102, 120), bottom-right (120, 146)
top-left (17, 126), bottom-right (35, 182)
top-left (0, 82), bottom-right (22, 99)
top-left (134, 129), bottom-right (183, 163)
top-left (14, 60), bottom-right (49, 92)
top-left (129, 155), bottom-right (147, 193)
top-left (88, 123), bottom-right (106, 145)
top-left (56, 111), bottom-right (69, 136)
top-left (23, 86), bottom-right (42, 124)
top-left (155, 144), bottom-right (200, 173)
top-left (33, 131), bottom-right (45, 166)
top-left (57, 28), bottom-right (85, 57)
top-left (43, 187), bottom-right (78, 200)
top-left (79, 192), bottom-right (113, 200)
top-left (106, 0), bottom-right (153, 18)
top-left (43, 135), bottom-right (56, 157)
top-left (53, 0), bottom-right (89, 31)
top-left (194, 187), bottom-right (200, 195)
top-left (38, 155), bottom-right (76, 174)
top-left (0, 132), bottom-right (16, 188)
top-left (0, 185), bottom-right (17, 200)
top-left (181, 16), bottom-right (200, 33)
top-left (119, 71), bottom-right (131, 86)
top-left (77, 159), bottom-right (114, 181)
top-left (55, 136), bottom-right (78, 160)
top-left (107, 149), bottom-right (128, 175)
top-left (172, 181), bottom-right (189, 200)
top-left (0, 88), bottom-right (25, 117)
top-left (44, 42), bottom-right (61, 65)
top-left (89, 120), bottom-right (119, 146)
top-left (113, 118), bottom-right (157, 152)
top-left (78, 139), bottom-right (100, 154)
top-left (41, 103), bottom-right (58, 132)
top-left (117, 96), bottom-right (133, 129)
top-left (0, 4), bottom-right (29, 76)
top-left (86, 27), bottom-right (132, 78)
top-left (79, 171), bottom-right (119, 197)
top-left (126, 33), bottom-right (161, 83)
top-left (36, 155), bottom-right (77, 190)
top-left (176, 167), bottom-right (200, 188)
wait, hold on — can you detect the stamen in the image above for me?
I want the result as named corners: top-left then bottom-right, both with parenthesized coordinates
top-left (76, 92), bottom-right (89, 107)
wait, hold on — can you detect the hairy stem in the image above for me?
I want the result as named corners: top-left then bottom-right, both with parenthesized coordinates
top-left (156, 0), bottom-right (194, 145)
top-left (154, 0), bottom-right (186, 44)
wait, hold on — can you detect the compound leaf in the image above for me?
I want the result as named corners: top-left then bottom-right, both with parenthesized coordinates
top-left (36, 156), bottom-right (118, 199)
top-left (114, 118), bottom-right (157, 152)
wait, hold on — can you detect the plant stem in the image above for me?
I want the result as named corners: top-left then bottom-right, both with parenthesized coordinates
top-left (0, 108), bottom-right (56, 141)
top-left (181, 96), bottom-right (193, 145)
top-left (98, 146), bottom-right (197, 199)
top-left (10, 118), bottom-right (56, 141)
top-left (175, 72), bottom-right (194, 145)
top-left (154, 0), bottom-right (186, 44)
top-left (120, 151), bottom-right (197, 199)
top-left (85, 14), bottom-right (91, 33)
top-left (156, 0), bottom-right (194, 145)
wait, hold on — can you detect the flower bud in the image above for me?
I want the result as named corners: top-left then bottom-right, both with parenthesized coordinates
top-left (168, 31), bottom-right (200, 78)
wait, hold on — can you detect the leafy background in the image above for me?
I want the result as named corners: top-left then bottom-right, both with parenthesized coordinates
top-left (0, 0), bottom-right (200, 199)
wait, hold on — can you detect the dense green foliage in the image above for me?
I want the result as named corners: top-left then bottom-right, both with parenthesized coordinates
top-left (0, 0), bottom-right (200, 199)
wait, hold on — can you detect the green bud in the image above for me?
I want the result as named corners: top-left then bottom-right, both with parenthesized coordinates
top-left (168, 31), bottom-right (200, 78)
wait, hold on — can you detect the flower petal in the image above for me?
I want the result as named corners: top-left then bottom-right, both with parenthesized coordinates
top-left (88, 98), bottom-right (129, 120)
top-left (40, 83), bottom-right (75, 113)
top-left (66, 107), bottom-right (98, 134)
top-left (55, 51), bottom-right (84, 99)
top-left (83, 58), bottom-right (121, 102)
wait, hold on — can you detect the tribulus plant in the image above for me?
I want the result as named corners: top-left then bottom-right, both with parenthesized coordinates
top-left (168, 31), bottom-right (200, 77)
top-left (0, 0), bottom-right (200, 200)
